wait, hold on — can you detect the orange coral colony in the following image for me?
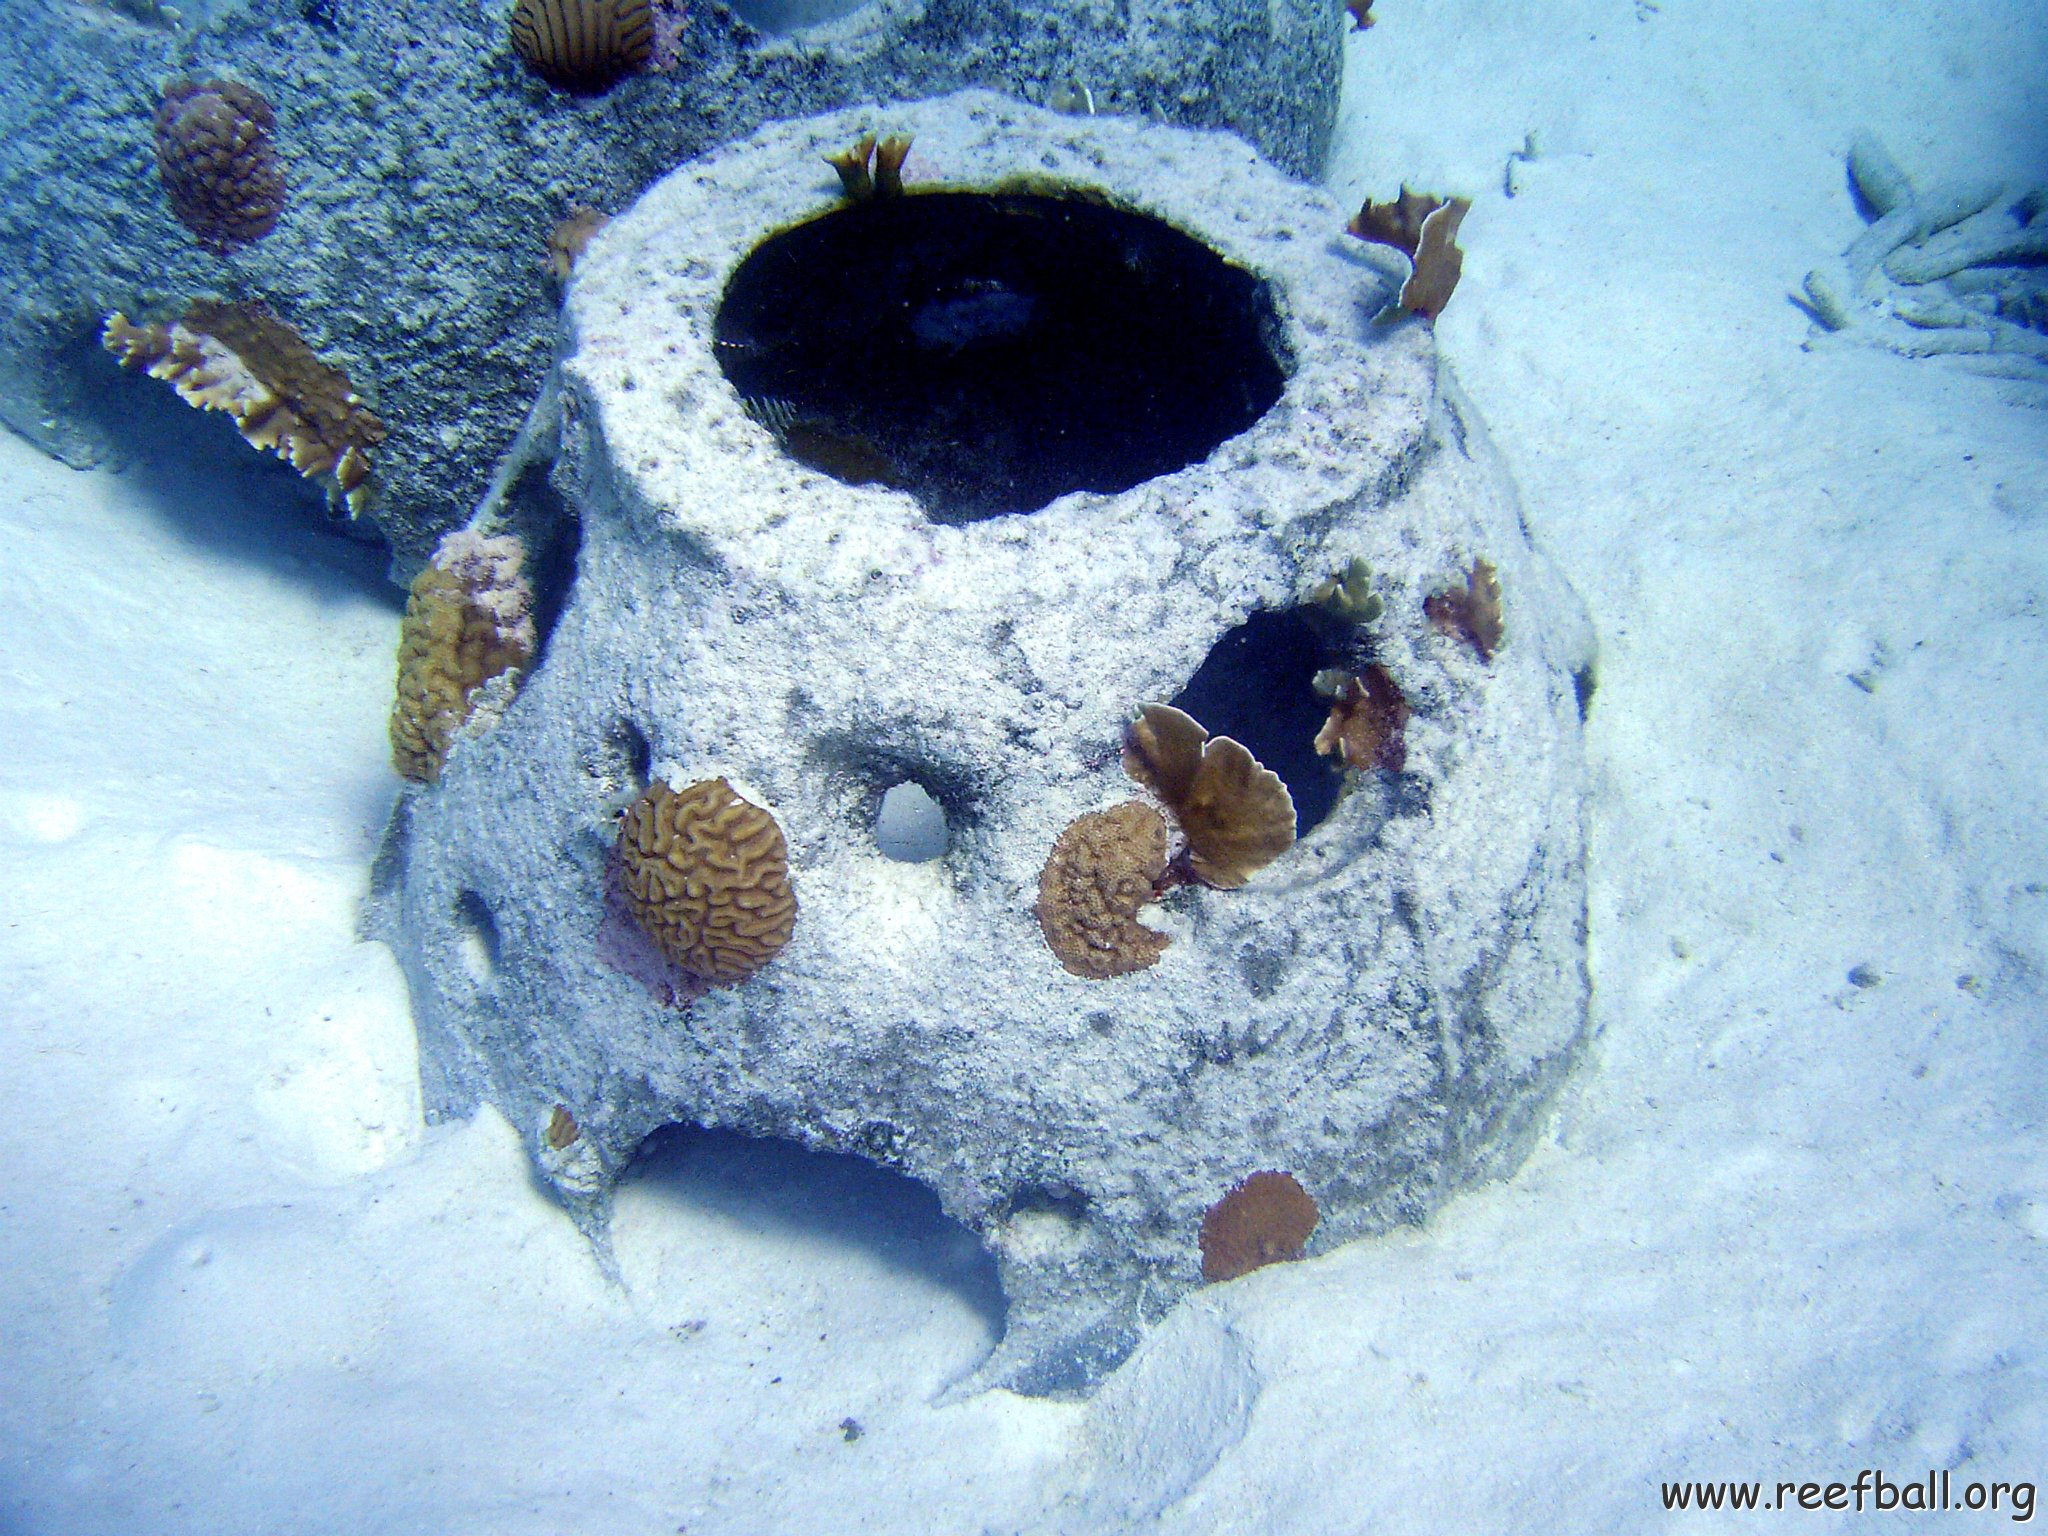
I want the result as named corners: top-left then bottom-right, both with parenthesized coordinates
top-left (1200, 1170), bottom-right (1320, 1281)
top-left (1346, 187), bottom-right (1474, 321)
top-left (1426, 557), bottom-right (1505, 661)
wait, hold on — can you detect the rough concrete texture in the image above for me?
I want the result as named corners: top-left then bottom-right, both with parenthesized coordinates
top-left (368, 91), bottom-right (1596, 1394)
top-left (1, 0), bottom-right (1339, 576)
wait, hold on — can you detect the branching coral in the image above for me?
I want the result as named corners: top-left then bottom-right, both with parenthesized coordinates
top-left (617, 778), bottom-right (798, 987)
top-left (1307, 555), bottom-right (1384, 626)
top-left (389, 531), bottom-right (536, 783)
top-left (1123, 704), bottom-right (1295, 889)
top-left (1425, 557), bottom-right (1504, 662)
top-left (824, 132), bottom-right (914, 201)
top-left (1199, 1170), bottom-right (1319, 1281)
top-left (103, 301), bottom-right (385, 514)
top-left (1035, 801), bottom-right (1172, 979)
top-left (1800, 135), bottom-right (2048, 376)
top-left (510, 0), bottom-right (654, 91)
top-left (153, 78), bottom-right (285, 256)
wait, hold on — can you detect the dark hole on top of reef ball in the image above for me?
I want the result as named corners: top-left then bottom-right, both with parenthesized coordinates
top-left (1170, 607), bottom-right (1341, 836)
top-left (713, 191), bottom-right (1290, 524)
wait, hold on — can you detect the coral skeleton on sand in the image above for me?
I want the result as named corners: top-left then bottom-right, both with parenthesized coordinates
top-left (1799, 135), bottom-right (2048, 380)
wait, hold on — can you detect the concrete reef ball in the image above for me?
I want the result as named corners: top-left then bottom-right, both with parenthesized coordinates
top-left (368, 92), bottom-right (1595, 1397)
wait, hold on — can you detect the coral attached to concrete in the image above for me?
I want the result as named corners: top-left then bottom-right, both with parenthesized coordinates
top-left (1348, 188), bottom-right (1473, 320)
top-left (1800, 134), bottom-right (2048, 377)
top-left (389, 531), bottom-right (536, 783)
top-left (1426, 557), bottom-right (1505, 661)
top-left (1199, 1170), bottom-right (1320, 1281)
top-left (1122, 704), bottom-right (1296, 889)
top-left (103, 301), bottom-right (384, 513)
top-left (1307, 555), bottom-right (1384, 626)
top-left (1036, 802), bottom-right (1173, 979)
top-left (1312, 664), bottom-right (1410, 774)
top-left (510, 0), bottom-right (655, 92)
top-left (152, 78), bottom-right (285, 256)
top-left (545, 206), bottom-right (611, 281)
top-left (616, 779), bottom-right (798, 987)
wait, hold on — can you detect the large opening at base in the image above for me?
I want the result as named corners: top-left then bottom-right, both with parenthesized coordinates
top-left (714, 190), bottom-right (1290, 523)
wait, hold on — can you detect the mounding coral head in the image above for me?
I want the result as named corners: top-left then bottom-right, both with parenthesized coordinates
top-left (389, 530), bottom-right (536, 783)
top-left (1123, 703), bottom-right (1295, 889)
top-left (617, 778), bottom-right (797, 987)
top-left (153, 77), bottom-right (285, 256)
top-left (1036, 801), bottom-right (1172, 979)
top-left (1200, 1170), bottom-right (1319, 1281)
top-left (509, 0), bottom-right (654, 91)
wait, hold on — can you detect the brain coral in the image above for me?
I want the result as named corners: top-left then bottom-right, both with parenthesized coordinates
top-left (1199, 1170), bottom-right (1320, 1281)
top-left (509, 0), bottom-right (654, 92)
top-left (153, 78), bottom-right (286, 256)
top-left (389, 531), bottom-right (536, 782)
top-left (617, 778), bottom-right (798, 986)
top-left (1036, 801), bottom-right (1172, 979)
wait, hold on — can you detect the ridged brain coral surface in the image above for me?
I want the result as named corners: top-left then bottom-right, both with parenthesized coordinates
top-left (618, 779), bottom-right (797, 987)
top-left (389, 533), bottom-right (535, 783)
top-left (152, 78), bottom-right (285, 256)
top-left (1199, 1170), bottom-right (1320, 1281)
top-left (509, 0), bottom-right (654, 92)
top-left (1035, 801), bottom-right (1172, 979)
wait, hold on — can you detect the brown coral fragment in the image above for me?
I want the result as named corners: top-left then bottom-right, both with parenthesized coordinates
top-left (825, 134), bottom-right (878, 201)
top-left (545, 1105), bottom-right (581, 1150)
top-left (1200, 1170), bottom-right (1320, 1282)
top-left (509, 0), bottom-right (654, 91)
top-left (103, 301), bottom-right (386, 514)
top-left (873, 133), bottom-right (914, 198)
top-left (153, 78), bottom-right (285, 256)
top-left (1346, 186), bottom-right (1443, 257)
top-left (1344, 0), bottom-right (1374, 26)
top-left (1036, 802), bottom-right (1172, 979)
top-left (389, 531), bottom-right (536, 783)
top-left (1123, 704), bottom-right (1295, 890)
top-left (546, 205), bottom-right (610, 280)
top-left (1425, 557), bottom-right (1505, 661)
top-left (618, 778), bottom-right (797, 987)
top-left (1313, 664), bottom-right (1411, 773)
top-left (1399, 197), bottom-right (1473, 321)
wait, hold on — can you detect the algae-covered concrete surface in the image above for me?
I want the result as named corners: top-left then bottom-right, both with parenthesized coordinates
top-left (1, 0), bottom-right (2044, 1530)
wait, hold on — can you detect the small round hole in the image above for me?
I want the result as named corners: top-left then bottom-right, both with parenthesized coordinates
top-left (874, 782), bottom-right (948, 862)
top-left (454, 889), bottom-right (503, 984)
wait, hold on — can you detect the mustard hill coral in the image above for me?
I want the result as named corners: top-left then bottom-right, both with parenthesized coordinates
top-left (103, 301), bottom-right (385, 514)
top-left (389, 531), bottom-right (536, 783)
top-left (1123, 703), bottom-right (1295, 889)
top-left (1035, 801), bottom-right (1172, 979)
top-left (1199, 1170), bottom-right (1319, 1281)
top-left (617, 778), bottom-right (797, 987)
top-left (153, 78), bottom-right (285, 256)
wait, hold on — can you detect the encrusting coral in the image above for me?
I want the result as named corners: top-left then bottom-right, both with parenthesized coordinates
top-left (153, 78), bottom-right (285, 256)
top-left (1313, 664), bottom-right (1410, 774)
top-left (389, 531), bottom-right (536, 783)
top-left (1800, 134), bottom-right (2048, 377)
top-left (1199, 1170), bottom-right (1320, 1281)
top-left (103, 301), bottom-right (385, 514)
top-left (1035, 801), bottom-right (1172, 979)
top-left (617, 778), bottom-right (798, 987)
top-left (1425, 557), bottom-right (1504, 662)
top-left (1347, 187), bottom-right (1473, 321)
top-left (1123, 703), bottom-right (1295, 889)
top-left (509, 0), bottom-right (654, 91)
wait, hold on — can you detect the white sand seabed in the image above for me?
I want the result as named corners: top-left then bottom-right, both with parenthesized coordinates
top-left (2, 1), bottom-right (2044, 1529)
